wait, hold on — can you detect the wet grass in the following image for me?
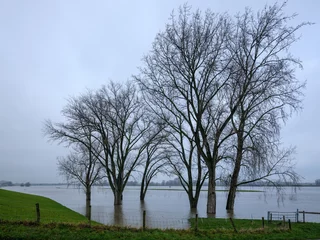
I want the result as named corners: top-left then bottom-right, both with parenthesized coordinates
top-left (189, 217), bottom-right (320, 239)
top-left (1, 219), bottom-right (320, 240)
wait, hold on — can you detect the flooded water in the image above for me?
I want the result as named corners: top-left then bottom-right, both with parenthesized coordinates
top-left (3, 185), bottom-right (320, 228)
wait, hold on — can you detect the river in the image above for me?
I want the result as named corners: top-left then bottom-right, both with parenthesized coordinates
top-left (3, 185), bottom-right (320, 229)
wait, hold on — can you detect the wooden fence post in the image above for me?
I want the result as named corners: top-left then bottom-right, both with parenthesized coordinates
top-left (229, 218), bottom-right (237, 233)
top-left (270, 213), bottom-right (272, 223)
top-left (262, 217), bottom-right (264, 228)
top-left (282, 216), bottom-right (285, 226)
top-left (195, 214), bottom-right (198, 232)
top-left (35, 203), bottom-right (40, 223)
top-left (142, 210), bottom-right (146, 231)
top-left (303, 211), bottom-right (305, 223)
top-left (288, 219), bottom-right (291, 230)
top-left (88, 205), bottom-right (91, 226)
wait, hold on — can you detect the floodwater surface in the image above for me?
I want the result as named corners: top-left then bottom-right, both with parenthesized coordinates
top-left (3, 185), bottom-right (320, 228)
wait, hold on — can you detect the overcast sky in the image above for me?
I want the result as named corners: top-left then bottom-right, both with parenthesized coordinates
top-left (0, 0), bottom-right (319, 183)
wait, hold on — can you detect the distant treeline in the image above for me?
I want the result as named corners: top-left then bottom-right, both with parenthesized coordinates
top-left (1, 179), bottom-right (319, 188)
top-left (94, 178), bottom-right (320, 187)
top-left (0, 181), bottom-right (30, 187)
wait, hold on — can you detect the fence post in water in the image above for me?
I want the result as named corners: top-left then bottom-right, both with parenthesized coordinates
top-left (142, 210), bottom-right (146, 231)
top-left (229, 218), bottom-right (237, 233)
top-left (282, 216), bottom-right (285, 226)
top-left (195, 214), bottom-right (198, 232)
top-left (303, 211), bottom-right (305, 223)
top-left (35, 203), bottom-right (40, 223)
top-left (262, 217), bottom-right (264, 228)
top-left (288, 219), bottom-right (291, 230)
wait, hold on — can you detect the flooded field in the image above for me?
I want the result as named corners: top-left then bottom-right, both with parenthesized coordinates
top-left (3, 185), bottom-right (320, 228)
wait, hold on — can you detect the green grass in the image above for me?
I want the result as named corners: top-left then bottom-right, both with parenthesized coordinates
top-left (0, 188), bottom-right (90, 224)
top-left (1, 220), bottom-right (320, 240)
top-left (189, 218), bottom-right (320, 239)
top-left (0, 222), bottom-right (200, 240)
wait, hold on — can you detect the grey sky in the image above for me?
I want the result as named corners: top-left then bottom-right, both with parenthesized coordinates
top-left (0, 0), bottom-right (319, 183)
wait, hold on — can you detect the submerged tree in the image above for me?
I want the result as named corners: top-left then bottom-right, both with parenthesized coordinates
top-left (163, 114), bottom-right (208, 209)
top-left (58, 143), bottom-right (103, 220)
top-left (136, 2), bottom-right (308, 213)
top-left (79, 81), bottom-right (157, 205)
top-left (45, 81), bottom-right (155, 206)
top-left (135, 5), bottom-right (235, 214)
top-left (139, 132), bottom-right (167, 201)
top-left (45, 113), bottom-right (103, 220)
top-left (44, 2), bottom-right (309, 215)
top-left (224, 2), bottom-right (307, 211)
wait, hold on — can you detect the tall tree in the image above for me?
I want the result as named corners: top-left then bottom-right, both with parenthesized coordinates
top-left (135, 5), bottom-right (235, 214)
top-left (224, 2), bottom-right (307, 211)
top-left (45, 81), bottom-right (153, 206)
top-left (79, 81), bottom-right (154, 205)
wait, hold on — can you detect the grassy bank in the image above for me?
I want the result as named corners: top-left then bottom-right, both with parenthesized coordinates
top-left (1, 188), bottom-right (320, 239)
top-left (190, 218), bottom-right (320, 239)
top-left (0, 188), bottom-right (89, 223)
top-left (1, 220), bottom-right (320, 240)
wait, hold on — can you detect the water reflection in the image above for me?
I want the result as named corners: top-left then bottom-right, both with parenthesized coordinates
top-left (226, 210), bottom-right (234, 219)
top-left (207, 213), bottom-right (216, 219)
top-left (188, 208), bottom-right (197, 218)
top-left (140, 200), bottom-right (148, 212)
top-left (113, 205), bottom-right (123, 226)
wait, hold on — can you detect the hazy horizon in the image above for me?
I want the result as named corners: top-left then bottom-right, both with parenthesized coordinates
top-left (1, 0), bottom-right (319, 183)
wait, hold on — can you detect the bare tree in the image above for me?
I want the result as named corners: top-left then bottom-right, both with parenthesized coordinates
top-left (237, 145), bottom-right (298, 187)
top-left (79, 81), bottom-right (156, 205)
top-left (58, 143), bottom-right (103, 220)
top-left (45, 81), bottom-right (161, 206)
top-left (135, 5), bottom-right (235, 214)
top-left (44, 112), bottom-right (103, 220)
top-left (224, 2), bottom-right (307, 211)
top-left (139, 134), bottom-right (167, 201)
top-left (163, 114), bottom-right (208, 209)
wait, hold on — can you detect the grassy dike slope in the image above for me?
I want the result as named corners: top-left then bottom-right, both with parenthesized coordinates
top-left (0, 188), bottom-right (88, 223)
top-left (1, 188), bottom-right (320, 239)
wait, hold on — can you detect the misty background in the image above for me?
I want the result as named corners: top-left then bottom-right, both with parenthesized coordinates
top-left (0, 0), bottom-right (319, 183)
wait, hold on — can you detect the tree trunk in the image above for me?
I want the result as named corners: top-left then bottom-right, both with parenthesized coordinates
top-left (226, 132), bottom-right (243, 211)
top-left (114, 172), bottom-right (123, 205)
top-left (140, 179), bottom-right (145, 201)
top-left (188, 184), bottom-right (200, 209)
top-left (207, 165), bottom-right (216, 214)
top-left (189, 196), bottom-right (199, 209)
top-left (113, 205), bottom-right (123, 225)
top-left (192, 183), bottom-right (202, 210)
top-left (85, 187), bottom-right (91, 220)
top-left (226, 184), bottom-right (237, 211)
top-left (114, 189), bottom-right (123, 205)
top-left (226, 166), bottom-right (240, 210)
